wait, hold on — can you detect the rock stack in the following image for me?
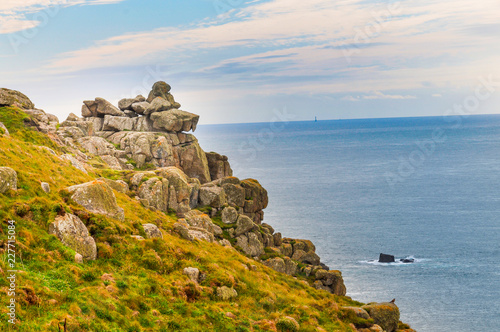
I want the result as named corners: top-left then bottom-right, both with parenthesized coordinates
top-left (4, 82), bottom-right (346, 296)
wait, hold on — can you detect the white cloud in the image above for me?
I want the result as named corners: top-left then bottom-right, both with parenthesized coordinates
top-left (0, 0), bottom-right (125, 34)
top-left (363, 91), bottom-right (416, 100)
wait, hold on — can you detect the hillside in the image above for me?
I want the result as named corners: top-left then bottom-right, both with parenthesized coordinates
top-left (0, 85), bottom-right (415, 332)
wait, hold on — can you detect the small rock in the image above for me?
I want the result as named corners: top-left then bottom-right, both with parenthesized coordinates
top-left (216, 286), bottom-right (238, 300)
top-left (183, 267), bottom-right (200, 283)
top-left (0, 167), bottom-right (18, 193)
top-left (131, 235), bottom-right (145, 241)
top-left (75, 253), bottom-right (83, 264)
top-left (41, 182), bottom-right (50, 193)
top-left (142, 224), bottom-right (162, 239)
top-left (221, 206), bottom-right (238, 224)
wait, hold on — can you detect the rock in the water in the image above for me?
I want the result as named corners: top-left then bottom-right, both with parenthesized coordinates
top-left (41, 182), bottom-right (50, 193)
top-left (49, 213), bottom-right (97, 261)
top-left (144, 97), bottom-right (172, 115)
top-left (362, 302), bottom-right (400, 332)
top-left (66, 180), bottom-right (124, 221)
top-left (379, 253), bottom-right (395, 263)
top-left (95, 97), bottom-right (124, 117)
top-left (0, 167), bottom-right (17, 193)
top-left (0, 88), bottom-right (34, 109)
top-left (0, 122), bottom-right (10, 136)
top-left (150, 109), bottom-right (199, 132)
top-left (216, 286), bottom-right (238, 300)
top-left (183, 267), bottom-right (200, 283)
top-left (142, 224), bottom-right (162, 239)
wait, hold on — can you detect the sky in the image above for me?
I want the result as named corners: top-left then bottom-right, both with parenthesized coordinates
top-left (0, 0), bottom-right (499, 124)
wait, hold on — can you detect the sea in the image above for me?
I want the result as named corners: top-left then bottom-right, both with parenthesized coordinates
top-left (195, 114), bottom-right (500, 332)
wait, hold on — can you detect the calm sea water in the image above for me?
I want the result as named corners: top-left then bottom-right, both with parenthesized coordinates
top-left (195, 115), bottom-right (500, 332)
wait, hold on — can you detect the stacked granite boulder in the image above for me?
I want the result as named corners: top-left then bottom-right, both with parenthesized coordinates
top-left (56, 82), bottom-right (224, 183)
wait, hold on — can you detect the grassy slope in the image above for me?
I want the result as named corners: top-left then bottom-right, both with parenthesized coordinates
top-left (0, 106), bottom-right (370, 332)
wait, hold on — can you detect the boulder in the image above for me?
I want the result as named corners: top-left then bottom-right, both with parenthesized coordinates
top-left (263, 257), bottom-right (286, 274)
top-left (48, 213), bottom-right (97, 260)
top-left (147, 81), bottom-right (171, 101)
top-left (150, 109), bottom-right (199, 132)
top-left (99, 178), bottom-right (128, 193)
top-left (142, 224), bottom-right (162, 239)
top-left (41, 182), bottom-right (50, 193)
top-left (216, 286), bottom-right (238, 300)
top-left (102, 115), bottom-right (135, 131)
top-left (221, 206), bottom-right (238, 224)
top-left (95, 98), bottom-right (124, 117)
top-left (84, 117), bottom-right (104, 132)
top-left (156, 167), bottom-right (193, 213)
top-left (131, 101), bottom-right (150, 115)
top-left (362, 302), bottom-right (400, 332)
top-left (379, 253), bottom-right (395, 263)
top-left (234, 214), bottom-right (256, 236)
top-left (183, 267), bottom-right (200, 283)
top-left (0, 88), bottom-right (34, 109)
top-left (118, 95), bottom-right (145, 111)
top-left (222, 183), bottom-right (245, 207)
top-left (137, 177), bottom-right (169, 212)
top-left (241, 179), bottom-right (268, 212)
top-left (174, 140), bottom-right (211, 183)
top-left (342, 307), bottom-right (370, 320)
top-left (284, 257), bottom-right (298, 275)
top-left (173, 221), bottom-right (194, 241)
top-left (199, 185), bottom-right (227, 208)
top-left (66, 180), bottom-right (124, 221)
top-left (0, 167), bottom-right (17, 193)
top-left (314, 270), bottom-right (346, 295)
top-left (61, 154), bottom-right (87, 174)
top-left (236, 232), bottom-right (264, 257)
top-left (0, 122), bottom-right (9, 136)
top-left (144, 97), bottom-right (172, 115)
top-left (205, 152), bottom-right (233, 181)
top-left (24, 109), bottom-right (59, 134)
top-left (101, 155), bottom-right (123, 170)
top-left (184, 210), bottom-right (222, 236)
top-left (77, 136), bottom-right (117, 156)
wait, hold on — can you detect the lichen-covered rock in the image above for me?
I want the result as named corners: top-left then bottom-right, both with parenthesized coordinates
top-left (205, 152), bottom-right (233, 181)
top-left (118, 95), bottom-right (145, 111)
top-left (184, 210), bottom-right (222, 236)
top-left (236, 232), bottom-right (264, 257)
top-left (49, 213), bottom-right (97, 260)
top-left (0, 122), bottom-right (10, 136)
top-left (276, 317), bottom-right (299, 332)
top-left (78, 136), bottom-right (117, 156)
top-left (67, 180), bottom-right (124, 221)
top-left (241, 179), bottom-right (268, 212)
top-left (221, 206), bottom-right (238, 224)
top-left (131, 101), bottom-right (150, 115)
top-left (342, 307), bottom-right (370, 320)
top-left (284, 257), bottom-right (298, 275)
top-left (61, 154), bottom-right (88, 174)
top-left (314, 270), bottom-right (346, 295)
top-left (0, 167), bottom-right (17, 193)
top-left (147, 81), bottom-right (180, 108)
top-left (144, 97), bottom-right (172, 115)
top-left (0, 88), bottom-right (34, 109)
top-left (263, 257), bottom-right (286, 274)
top-left (138, 177), bottom-right (169, 212)
top-left (173, 221), bottom-right (194, 241)
top-left (94, 97), bottom-right (124, 117)
top-left (234, 214), bottom-right (256, 236)
top-left (99, 178), bottom-right (128, 193)
top-left (24, 109), bottom-right (59, 134)
top-left (142, 224), bottom-right (162, 239)
top-left (102, 115), bottom-right (135, 131)
top-left (175, 140), bottom-right (211, 183)
top-left (362, 302), bottom-right (400, 332)
top-left (199, 185), bottom-right (227, 208)
top-left (183, 267), bottom-right (200, 283)
top-left (41, 182), bottom-right (50, 193)
top-left (156, 167), bottom-right (193, 213)
top-left (216, 286), bottom-right (238, 300)
top-left (150, 109), bottom-right (199, 132)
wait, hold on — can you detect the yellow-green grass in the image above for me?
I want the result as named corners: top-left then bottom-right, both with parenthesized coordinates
top-left (0, 106), bottom-right (372, 331)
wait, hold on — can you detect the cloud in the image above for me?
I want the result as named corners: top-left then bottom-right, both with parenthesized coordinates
top-left (342, 91), bottom-right (417, 101)
top-left (0, 0), bottom-right (125, 34)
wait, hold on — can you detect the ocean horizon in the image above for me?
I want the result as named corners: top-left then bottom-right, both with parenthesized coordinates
top-left (196, 113), bottom-right (500, 332)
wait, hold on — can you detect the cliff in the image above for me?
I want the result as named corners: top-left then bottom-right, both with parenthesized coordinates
top-left (0, 85), bottom-right (415, 331)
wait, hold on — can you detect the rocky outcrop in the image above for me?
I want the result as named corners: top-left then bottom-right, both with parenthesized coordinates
top-left (142, 224), bottom-right (162, 239)
top-left (0, 88), bottom-right (34, 109)
top-left (66, 180), bottom-right (124, 221)
top-left (362, 302), bottom-right (400, 332)
top-left (49, 213), bottom-right (97, 261)
top-left (24, 109), bottom-right (59, 134)
top-left (0, 167), bottom-right (17, 194)
top-left (206, 152), bottom-right (233, 181)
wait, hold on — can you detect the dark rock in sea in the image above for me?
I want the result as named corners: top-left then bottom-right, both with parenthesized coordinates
top-left (379, 253), bottom-right (395, 263)
top-left (400, 257), bottom-right (415, 263)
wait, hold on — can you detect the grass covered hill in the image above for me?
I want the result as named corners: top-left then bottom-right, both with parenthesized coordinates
top-left (0, 89), bottom-right (415, 332)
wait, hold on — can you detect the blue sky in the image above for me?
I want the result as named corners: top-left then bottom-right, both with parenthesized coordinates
top-left (1, 0), bottom-right (499, 124)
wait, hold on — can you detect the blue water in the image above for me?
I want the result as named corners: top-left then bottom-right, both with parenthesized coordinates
top-left (195, 115), bottom-right (500, 332)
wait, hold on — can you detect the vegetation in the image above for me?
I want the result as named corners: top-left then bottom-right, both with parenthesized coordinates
top-left (0, 106), bottom-right (393, 331)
